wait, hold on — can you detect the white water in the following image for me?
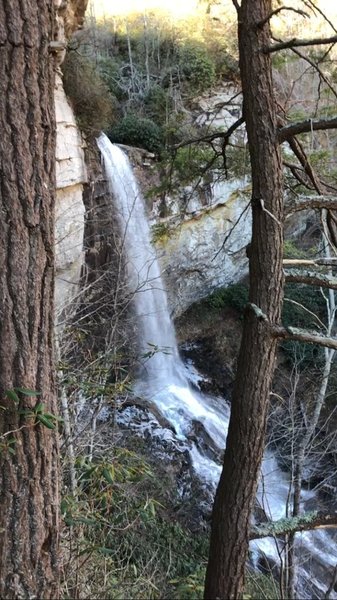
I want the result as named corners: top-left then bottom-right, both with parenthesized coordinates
top-left (98, 133), bottom-right (337, 599)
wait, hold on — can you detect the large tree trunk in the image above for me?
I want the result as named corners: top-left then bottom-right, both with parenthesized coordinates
top-left (204, 1), bottom-right (284, 598)
top-left (0, 1), bottom-right (59, 598)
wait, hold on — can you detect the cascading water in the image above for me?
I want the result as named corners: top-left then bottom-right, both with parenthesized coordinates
top-left (97, 134), bottom-right (229, 451)
top-left (97, 133), bottom-right (337, 599)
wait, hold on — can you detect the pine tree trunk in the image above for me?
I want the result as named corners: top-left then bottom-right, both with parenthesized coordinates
top-left (204, 1), bottom-right (284, 598)
top-left (0, 1), bottom-right (59, 597)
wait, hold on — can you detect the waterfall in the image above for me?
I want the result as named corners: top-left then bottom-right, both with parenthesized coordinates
top-left (97, 134), bottom-right (229, 448)
top-left (97, 133), bottom-right (337, 599)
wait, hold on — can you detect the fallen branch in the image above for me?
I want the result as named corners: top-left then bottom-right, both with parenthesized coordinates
top-left (250, 511), bottom-right (337, 540)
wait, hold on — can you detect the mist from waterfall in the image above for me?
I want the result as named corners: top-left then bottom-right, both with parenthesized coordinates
top-left (97, 133), bottom-right (337, 599)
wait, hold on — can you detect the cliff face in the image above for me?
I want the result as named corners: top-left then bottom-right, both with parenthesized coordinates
top-left (54, 0), bottom-right (88, 318)
top-left (154, 181), bottom-right (251, 316)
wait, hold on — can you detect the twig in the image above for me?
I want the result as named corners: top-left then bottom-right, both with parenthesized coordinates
top-left (258, 7), bottom-right (309, 28)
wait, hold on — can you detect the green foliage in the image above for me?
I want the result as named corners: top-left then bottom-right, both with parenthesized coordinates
top-left (62, 51), bottom-right (116, 136)
top-left (206, 284), bottom-right (249, 313)
top-left (225, 144), bottom-right (251, 178)
top-left (0, 437), bottom-right (16, 456)
top-left (144, 85), bottom-right (173, 125)
top-left (283, 240), bottom-right (308, 259)
top-left (280, 283), bottom-right (326, 367)
top-left (108, 114), bottom-right (164, 154)
top-left (245, 571), bottom-right (280, 599)
top-left (171, 145), bottom-right (218, 184)
top-left (282, 283), bottom-right (326, 330)
top-left (96, 56), bottom-right (127, 102)
top-left (62, 449), bottom-right (209, 599)
top-left (18, 401), bottom-right (63, 430)
top-left (151, 222), bottom-right (171, 243)
top-left (203, 280), bottom-right (327, 368)
top-left (4, 387), bottom-right (62, 430)
top-left (177, 42), bottom-right (216, 91)
top-left (170, 569), bottom-right (205, 599)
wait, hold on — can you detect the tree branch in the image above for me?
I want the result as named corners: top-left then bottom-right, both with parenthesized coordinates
top-left (265, 34), bottom-right (337, 53)
top-left (287, 137), bottom-right (323, 194)
top-left (173, 116), bottom-right (245, 150)
top-left (279, 117), bottom-right (337, 142)
top-left (285, 269), bottom-right (337, 291)
top-left (258, 6), bottom-right (309, 28)
top-left (289, 45), bottom-right (337, 102)
top-left (284, 161), bottom-right (314, 191)
top-left (285, 195), bottom-right (337, 215)
top-left (274, 325), bottom-right (337, 350)
top-left (284, 258), bottom-right (337, 266)
top-left (250, 511), bottom-right (337, 540)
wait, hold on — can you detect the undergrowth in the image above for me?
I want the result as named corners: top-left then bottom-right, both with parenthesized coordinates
top-left (61, 448), bottom-right (209, 599)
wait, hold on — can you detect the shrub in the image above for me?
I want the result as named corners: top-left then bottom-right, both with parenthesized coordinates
top-left (178, 42), bottom-right (216, 91)
top-left (206, 284), bottom-right (249, 313)
top-left (108, 113), bottom-right (164, 153)
top-left (61, 449), bottom-right (209, 599)
top-left (62, 51), bottom-right (117, 136)
top-left (96, 55), bottom-right (127, 101)
top-left (144, 84), bottom-right (172, 125)
top-left (171, 145), bottom-right (218, 184)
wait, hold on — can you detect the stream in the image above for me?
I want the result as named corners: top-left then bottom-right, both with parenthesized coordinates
top-left (97, 133), bottom-right (337, 599)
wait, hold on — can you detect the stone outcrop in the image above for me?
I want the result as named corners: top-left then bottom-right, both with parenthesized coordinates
top-left (54, 0), bottom-right (88, 319)
top-left (153, 178), bottom-right (251, 316)
top-left (192, 84), bottom-right (242, 132)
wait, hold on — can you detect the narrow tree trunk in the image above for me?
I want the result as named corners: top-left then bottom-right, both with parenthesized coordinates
top-left (204, 1), bottom-right (284, 597)
top-left (287, 232), bottom-right (335, 599)
top-left (0, 2), bottom-right (59, 597)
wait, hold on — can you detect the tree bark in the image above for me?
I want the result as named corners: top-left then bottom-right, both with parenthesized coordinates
top-left (204, 1), bottom-right (284, 598)
top-left (0, 1), bottom-right (59, 598)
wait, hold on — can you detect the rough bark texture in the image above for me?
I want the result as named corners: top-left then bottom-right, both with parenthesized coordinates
top-left (0, 2), bottom-right (59, 598)
top-left (204, 1), bottom-right (284, 598)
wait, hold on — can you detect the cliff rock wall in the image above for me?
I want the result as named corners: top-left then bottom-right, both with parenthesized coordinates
top-left (54, 0), bottom-right (88, 318)
top-left (154, 181), bottom-right (251, 316)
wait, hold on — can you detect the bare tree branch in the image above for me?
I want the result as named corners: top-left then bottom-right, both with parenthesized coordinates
top-left (325, 563), bottom-right (337, 599)
top-left (250, 511), bottom-right (337, 540)
top-left (258, 6), bottom-right (309, 28)
top-left (302, 0), bottom-right (337, 35)
top-left (265, 34), bottom-right (337, 53)
top-left (284, 161), bottom-right (314, 191)
top-left (172, 116), bottom-right (245, 150)
top-left (279, 117), bottom-right (337, 142)
top-left (274, 325), bottom-right (337, 350)
top-left (287, 136), bottom-right (323, 194)
top-left (289, 45), bottom-right (337, 101)
top-left (285, 269), bottom-right (337, 291)
top-left (285, 195), bottom-right (337, 214)
top-left (284, 258), bottom-right (337, 266)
